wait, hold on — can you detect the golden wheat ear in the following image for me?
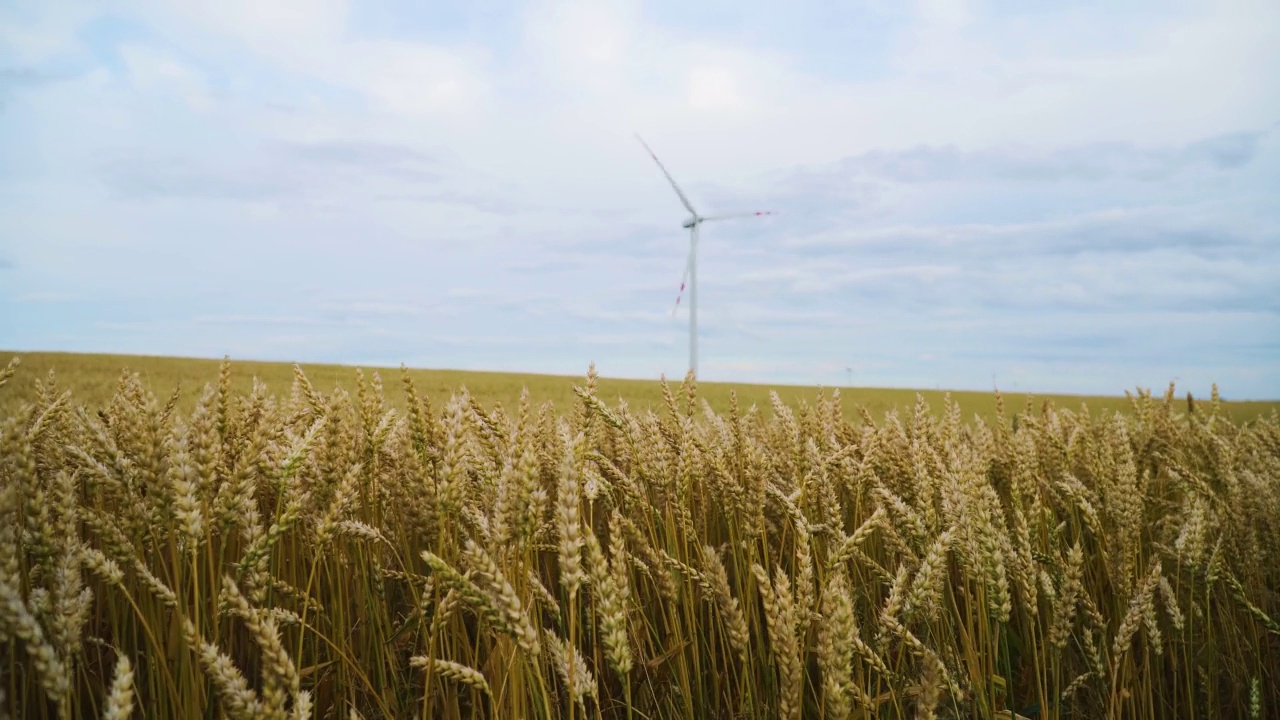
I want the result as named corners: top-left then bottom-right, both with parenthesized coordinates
top-left (0, 357), bottom-right (19, 392)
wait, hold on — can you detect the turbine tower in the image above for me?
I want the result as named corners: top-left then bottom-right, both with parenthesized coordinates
top-left (636, 134), bottom-right (774, 378)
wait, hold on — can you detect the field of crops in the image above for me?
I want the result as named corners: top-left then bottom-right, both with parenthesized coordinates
top-left (4, 351), bottom-right (1279, 426)
top-left (1, 354), bottom-right (1277, 719)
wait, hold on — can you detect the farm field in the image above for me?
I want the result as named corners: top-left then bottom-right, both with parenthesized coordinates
top-left (0, 353), bottom-right (1277, 719)
top-left (2, 351), bottom-right (1277, 425)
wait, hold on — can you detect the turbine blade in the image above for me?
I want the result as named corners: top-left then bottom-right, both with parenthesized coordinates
top-left (672, 246), bottom-right (693, 316)
top-left (700, 210), bottom-right (776, 222)
top-left (636, 134), bottom-right (698, 216)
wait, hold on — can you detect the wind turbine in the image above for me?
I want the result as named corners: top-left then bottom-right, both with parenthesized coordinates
top-left (636, 134), bottom-right (774, 378)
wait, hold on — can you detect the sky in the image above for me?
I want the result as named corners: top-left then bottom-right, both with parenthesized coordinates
top-left (1, 0), bottom-right (1278, 398)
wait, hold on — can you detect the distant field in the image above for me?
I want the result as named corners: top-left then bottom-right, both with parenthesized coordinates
top-left (2, 350), bottom-right (1276, 424)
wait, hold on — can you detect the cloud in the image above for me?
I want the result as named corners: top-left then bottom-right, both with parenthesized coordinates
top-left (280, 139), bottom-right (438, 179)
top-left (734, 238), bottom-right (1277, 320)
top-left (827, 131), bottom-right (1268, 184)
top-left (736, 131), bottom-right (1273, 225)
top-left (786, 205), bottom-right (1276, 264)
top-left (99, 154), bottom-right (288, 202)
top-left (96, 137), bottom-right (449, 202)
top-left (728, 264), bottom-right (961, 296)
top-left (2, 0), bottom-right (1278, 397)
top-left (691, 130), bottom-right (1274, 248)
top-left (0, 1), bottom-right (102, 65)
top-left (0, 66), bottom-right (77, 110)
top-left (563, 307), bottom-right (671, 326)
top-left (127, 0), bottom-right (493, 118)
top-left (117, 44), bottom-right (215, 110)
top-left (398, 189), bottom-right (528, 216)
top-left (1182, 131), bottom-right (1267, 171)
top-left (0, 66), bottom-right (69, 89)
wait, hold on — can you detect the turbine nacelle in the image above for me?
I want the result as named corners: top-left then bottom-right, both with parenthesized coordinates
top-left (682, 216), bottom-right (700, 229)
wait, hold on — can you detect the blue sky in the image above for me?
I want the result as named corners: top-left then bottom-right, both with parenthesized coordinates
top-left (2, 0), bottom-right (1278, 398)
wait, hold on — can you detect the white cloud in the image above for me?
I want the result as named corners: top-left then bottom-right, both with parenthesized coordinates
top-left (914, 0), bottom-right (970, 29)
top-left (344, 40), bottom-right (489, 116)
top-left (0, 1), bottom-right (99, 64)
top-left (687, 66), bottom-right (744, 112)
top-left (520, 0), bottom-right (638, 88)
top-left (128, 0), bottom-right (491, 119)
top-left (1, 0), bottom-right (1277, 397)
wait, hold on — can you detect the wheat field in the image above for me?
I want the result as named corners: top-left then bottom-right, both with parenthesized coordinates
top-left (3, 351), bottom-right (1278, 426)
top-left (0, 354), bottom-right (1277, 719)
